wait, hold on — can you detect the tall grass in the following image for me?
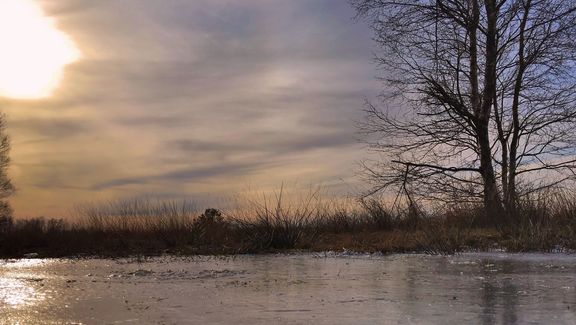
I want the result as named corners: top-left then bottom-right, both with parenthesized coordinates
top-left (1, 191), bottom-right (576, 258)
top-left (78, 198), bottom-right (197, 233)
top-left (230, 187), bottom-right (327, 250)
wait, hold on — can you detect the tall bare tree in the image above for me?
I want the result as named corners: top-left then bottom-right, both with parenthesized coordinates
top-left (353, 0), bottom-right (576, 224)
top-left (0, 115), bottom-right (13, 219)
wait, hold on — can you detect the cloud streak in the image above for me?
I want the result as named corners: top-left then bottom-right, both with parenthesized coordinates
top-left (5, 0), bottom-right (379, 216)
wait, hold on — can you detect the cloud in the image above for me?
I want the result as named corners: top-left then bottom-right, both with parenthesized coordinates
top-left (8, 116), bottom-right (93, 140)
top-left (6, 0), bottom-right (379, 216)
top-left (92, 160), bottom-right (277, 191)
top-left (169, 130), bottom-right (357, 156)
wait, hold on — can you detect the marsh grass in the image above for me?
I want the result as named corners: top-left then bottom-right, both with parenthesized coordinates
top-left (229, 188), bottom-right (328, 250)
top-left (2, 192), bottom-right (576, 258)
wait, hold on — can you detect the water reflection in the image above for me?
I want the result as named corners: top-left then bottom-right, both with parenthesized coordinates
top-left (502, 279), bottom-right (519, 325)
top-left (0, 259), bottom-right (49, 309)
top-left (0, 277), bottom-right (41, 307)
top-left (480, 278), bottom-right (496, 324)
top-left (1, 258), bottom-right (48, 269)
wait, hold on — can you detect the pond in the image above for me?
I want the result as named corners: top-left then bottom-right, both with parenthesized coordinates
top-left (1, 253), bottom-right (575, 324)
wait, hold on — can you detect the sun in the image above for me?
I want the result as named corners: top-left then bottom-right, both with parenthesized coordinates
top-left (0, 0), bottom-right (80, 99)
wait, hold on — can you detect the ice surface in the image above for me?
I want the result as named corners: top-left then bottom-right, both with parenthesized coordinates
top-left (1, 253), bottom-right (576, 324)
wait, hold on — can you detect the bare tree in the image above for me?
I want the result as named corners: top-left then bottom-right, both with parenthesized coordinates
top-left (0, 115), bottom-right (14, 219)
top-left (353, 0), bottom-right (576, 224)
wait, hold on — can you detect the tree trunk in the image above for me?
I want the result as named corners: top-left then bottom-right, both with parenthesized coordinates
top-left (478, 122), bottom-right (504, 224)
top-left (479, 0), bottom-right (504, 224)
top-left (507, 0), bottom-right (532, 221)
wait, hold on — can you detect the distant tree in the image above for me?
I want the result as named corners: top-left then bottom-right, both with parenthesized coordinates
top-left (353, 0), bottom-right (576, 224)
top-left (0, 115), bottom-right (14, 219)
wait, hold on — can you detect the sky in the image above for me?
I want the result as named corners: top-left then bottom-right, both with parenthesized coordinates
top-left (2, 0), bottom-right (380, 217)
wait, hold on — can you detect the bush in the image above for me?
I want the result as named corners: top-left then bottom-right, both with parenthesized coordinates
top-left (192, 209), bottom-right (230, 245)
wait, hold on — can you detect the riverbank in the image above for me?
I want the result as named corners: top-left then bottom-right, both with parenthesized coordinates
top-left (2, 196), bottom-right (576, 258)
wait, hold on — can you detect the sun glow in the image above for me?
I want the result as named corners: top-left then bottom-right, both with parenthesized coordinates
top-left (0, 0), bottom-right (80, 99)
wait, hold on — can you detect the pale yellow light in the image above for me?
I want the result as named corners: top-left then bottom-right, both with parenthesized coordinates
top-left (0, 0), bottom-right (80, 99)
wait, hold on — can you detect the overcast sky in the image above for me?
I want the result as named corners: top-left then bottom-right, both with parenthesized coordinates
top-left (4, 0), bottom-right (379, 217)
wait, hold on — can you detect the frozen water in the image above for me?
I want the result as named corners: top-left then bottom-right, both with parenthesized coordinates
top-left (1, 253), bottom-right (576, 324)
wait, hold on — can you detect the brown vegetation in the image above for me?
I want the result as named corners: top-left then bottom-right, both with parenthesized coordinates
top-left (1, 193), bottom-right (576, 258)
